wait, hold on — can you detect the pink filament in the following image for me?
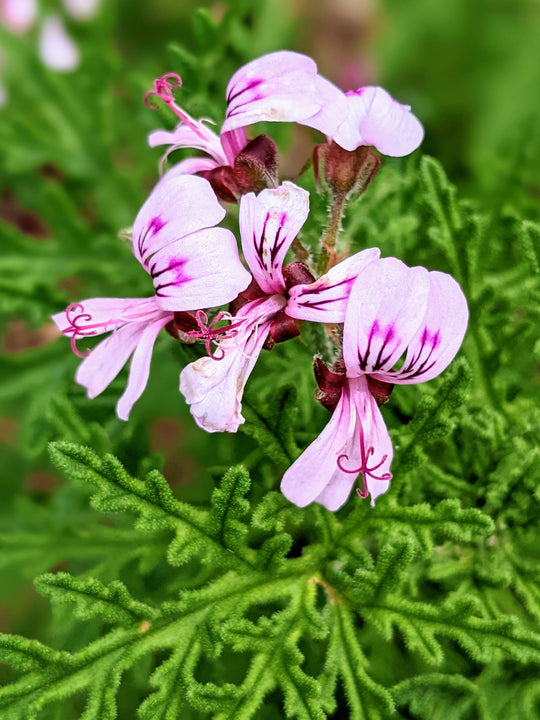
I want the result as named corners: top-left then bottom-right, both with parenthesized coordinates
top-left (183, 310), bottom-right (245, 361)
top-left (337, 421), bottom-right (392, 498)
top-left (144, 73), bottom-right (207, 141)
top-left (62, 302), bottom-right (114, 358)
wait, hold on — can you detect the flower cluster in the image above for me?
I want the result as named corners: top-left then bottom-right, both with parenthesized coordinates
top-left (53, 51), bottom-right (468, 511)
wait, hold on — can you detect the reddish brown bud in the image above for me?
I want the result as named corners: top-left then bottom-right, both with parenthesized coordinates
top-left (234, 134), bottom-right (279, 193)
top-left (199, 165), bottom-right (242, 202)
top-left (269, 311), bottom-right (300, 344)
top-left (313, 141), bottom-right (381, 197)
top-left (313, 356), bottom-right (346, 413)
top-left (367, 376), bottom-right (394, 406)
top-left (283, 261), bottom-right (316, 291)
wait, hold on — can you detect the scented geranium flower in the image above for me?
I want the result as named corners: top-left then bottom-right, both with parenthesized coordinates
top-left (222, 51), bottom-right (423, 157)
top-left (146, 52), bottom-right (348, 200)
top-left (179, 181), bottom-right (380, 432)
top-left (147, 51), bottom-right (422, 197)
top-left (53, 172), bottom-right (250, 420)
top-left (281, 257), bottom-right (468, 511)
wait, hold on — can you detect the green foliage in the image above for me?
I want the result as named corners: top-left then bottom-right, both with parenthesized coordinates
top-left (1, 1), bottom-right (539, 718)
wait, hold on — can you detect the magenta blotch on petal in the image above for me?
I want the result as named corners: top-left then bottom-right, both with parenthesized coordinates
top-left (239, 182), bottom-right (310, 295)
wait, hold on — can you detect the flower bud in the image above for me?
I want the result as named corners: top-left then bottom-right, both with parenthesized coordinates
top-left (313, 141), bottom-right (381, 198)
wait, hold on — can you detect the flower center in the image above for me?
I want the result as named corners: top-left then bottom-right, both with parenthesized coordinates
top-left (183, 310), bottom-right (245, 360)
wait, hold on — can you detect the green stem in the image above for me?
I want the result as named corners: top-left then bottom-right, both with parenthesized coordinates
top-left (317, 190), bottom-right (347, 275)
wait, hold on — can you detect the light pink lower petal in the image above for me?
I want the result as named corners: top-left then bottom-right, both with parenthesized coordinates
top-left (116, 315), bottom-right (170, 420)
top-left (287, 247), bottom-right (380, 323)
top-left (149, 227), bottom-right (251, 311)
top-left (333, 87), bottom-right (424, 157)
top-left (240, 182), bottom-right (309, 295)
top-left (39, 16), bottom-right (80, 73)
top-left (281, 386), bottom-right (356, 509)
top-left (59, 298), bottom-right (172, 413)
top-left (179, 297), bottom-right (284, 432)
top-left (147, 122), bottom-right (226, 166)
top-left (290, 376), bottom-right (392, 511)
top-left (75, 322), bottom-right (145, 400)
top-left (343, 257), bottom-right (430, 376)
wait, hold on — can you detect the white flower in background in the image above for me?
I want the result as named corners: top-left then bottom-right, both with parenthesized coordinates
top-left (38, 15), bottom-right (79, 72)
top-left (0, 0), bottom-right (100, 83)
top-left (62, 0), bottom-right (101, 21)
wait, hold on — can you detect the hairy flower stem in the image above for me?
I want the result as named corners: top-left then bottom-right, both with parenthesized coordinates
top-left (317, 190), bottom-right (347, 275)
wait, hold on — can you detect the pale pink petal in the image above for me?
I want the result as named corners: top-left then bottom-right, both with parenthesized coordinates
top-left (161, 156), bottom-right (219, 177)
top-left (148, 122), bottom-right (226, 166)
top-left (1, 0), bottom-right (37, 34)
top-left (62, 0), bottom-right (101, 21)
top-left (239, 182), bottom-right (309, 295)
top-left (75, 323), bottom-right (145, 400)
top-left (281, 385), bottom-right (356, 508)
top-left (55, 297), bottom-right (172, 416)
top-left (132, 173), bottom-right (226, 271)
top-left (220, 127), bottom-right (249, 164)
top-left (286, 247), bottom-right (380, 323)
top-left (179, 296), bottom-right (285, 432)
top-left (39, 16), bottom-right (80, 73)
top-left (373, 270), bottom-right (468, 385)
top-left (343, 257), bottom-right (430, 377)
top-left (0, 81), bottom-right (7, 108)
top-left (281, 375), bottom-right (392, 510)
top-left (300, 74), bottom-right (349, 136)
top-left (222, 51), bottom-right (346, 136)
top-left (52, 297), bottom-right (158, 337)
top-left (315, 377), bottom-right (392, 509)
top-left (333, 87), bottom-right (424, 157)
top-left (149, 227), bottom-right (251, 311)
top-left (116, 315), bottom-right (170, 420)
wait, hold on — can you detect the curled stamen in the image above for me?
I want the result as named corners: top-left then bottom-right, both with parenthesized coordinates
top-left (337, 422), bottom-right (392, 498)
top-left (144, 72), bottom-right (208, 142)
top-left (62, 302), bottom-right (115, 359)
top-left (183, 310), bottom-right (245, 360)
top-left (144, 72), bottom-right (183, 109)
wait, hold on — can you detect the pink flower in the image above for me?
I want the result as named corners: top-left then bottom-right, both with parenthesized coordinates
top-left (147, 51), bottom-right (423, 188)
top-left (53, 172), bottom-right (250, 420)
top-left (147, 51), bottom-right (347, 172)
top-left (62, 0), bottom-right (101, 21)
top-left (39, 16), bottom-right (79, 73)
top-left (332, 87), bottom-right (424, 157)
top-left (280, 257), bottom-right (468, 511)
top-left (179, 181), bottom-right (380, 432)
top-left (0, 0), bottom-right (37, 34)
